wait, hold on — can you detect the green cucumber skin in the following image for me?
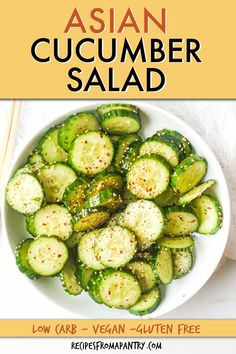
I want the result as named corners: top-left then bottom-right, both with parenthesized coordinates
top-left (39, 126), bottom-right (68, 163)
top-left (60, 257), bottom-right (83, 296)
top-left (87, 271), bottom-right (104, 304)
top-left (97, 103), bottom-right (139, 116)
top-left (84, 188), bottom-right (123, 212)
top-left (190, 194), bottom-right (223, 234)
top-left (154, 188), bottom-right (179, 208)
top-left (122, 141), bottom-right (142, 173)
top-left (126, 259), bottom-right (157, 293)
top-left (177, 180), bottom-right (216, 207)
top-left (25, 214), bottom-right (37, 237)
top-left (128, 286), bottom-right (161, 316)
top-left (171, 155), bottom-right (207, 194)
top-left (155, 130), bottom-right (186, 161)
top-left (157, 236), bottom-right (195, 251)
top-left (114, 134), bottom-right (142, 174)
top-left (100, 109), bottom-right (141, 135)
top-left (73, 207), bottom-right (110, 232)
top-left (63, 177), bottom-right (89, 214)
top-left (159, 129), bottom-right (192, 157)
top-left (15, 239), bottom-right (39, 280)
top-left (58, 112), bottom-right (100, 152)
top-left (153, 248), bottom-right (173, 285)
top-left (86, 172), bottom-right (124, 199)
top-left (75, 264), bottom-right (95, 291)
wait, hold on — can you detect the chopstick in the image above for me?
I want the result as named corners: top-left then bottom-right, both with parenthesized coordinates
top-left (0, 100), bottom-right (22, 200)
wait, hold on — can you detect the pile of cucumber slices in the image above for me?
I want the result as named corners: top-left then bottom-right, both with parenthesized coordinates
top-left (6, 103), bottom-right (223, 316)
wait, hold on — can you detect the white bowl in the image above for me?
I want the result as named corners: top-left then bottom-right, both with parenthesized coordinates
top-left (2, 102), bottom-right (231, 319)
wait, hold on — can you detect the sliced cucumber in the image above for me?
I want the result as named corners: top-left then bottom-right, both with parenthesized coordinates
top-left (153, 248), bottom-right (173, 285)
top-left (122, 185), bottom-right (138, 206)
top-left (190, 194), bottom-right (223, 234)
top-left (127, 154), bottom-right (171, 199)
top-left (28, 150), bottom-right (45, 172)
top-left (85, 188), bottom-right (123, 212)
top-left (6, 173), bottom-right (44, 214)
top-left (177, 180), bottom-right (215, 207)
top-left (114, 134), bottom-right (142, 174)
top-left (75, 264), bottom-right (95, 291)
top-left (73, 207), bottom-right (110, 232)
top-left (94, 226), bottom-right (137, 268)
top-left (69, 131), bottom-right (114, 175)
top-left (100, 109), bottom-right (141, 135)
top-left (78, 230), bottom-right (105, 270)
top-left (39, 127), bottom-right (68, 163)
top-left (37, 163), bottom-right (77, 203)
top-left (140, 135), bottom-right (181, 167)
top-left (63, 177), bottom-right (89, 214)
top-left (58, 112), bottom-right (100, 152)
top-left (126, 260), bottom-right (156, 293)
top-left (173, 250), bottom-right (193, 279)
top-left (122, 141), bottom-right (142, 173)
top-left (158, 129), bottom-right (192, 157)
top-left (107, 212), bottom-right (125, 227)
top-left (65, 232), bottom-right (83, 248)
top-left (14, 164), bottom-right (33, 176)
top-left (98, 269), bottom-right (141, 309)
top-left (129, 286), bottom-right (161, 316)
top-left (123, 200), bottom-right (165, 250)
top-left (26, 204), bottom-right (73, 240)
top-left (97, 103), bottom-right (139, 116)
top-left (154, 187), bottom-right (179, 207)
top-left (171, 155), bottom-right (207, 195)
top-left (165, 207), bottom-right (199, 235)
top-left (60, 257), bottom-right (83, 295)
top-left (86, 172), bottom-right (123, 199)
top-left (27, 236), bottom-right (69, 276)
top-left (87, 271), bottom-right (103, 304)
top-left (157, 236), bottom-right (194, 251)
top-left (15, 239), bottom-right (39, 280)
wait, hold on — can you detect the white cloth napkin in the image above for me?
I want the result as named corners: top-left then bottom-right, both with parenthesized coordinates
top-left (1, 100), bottom-right (236, 260)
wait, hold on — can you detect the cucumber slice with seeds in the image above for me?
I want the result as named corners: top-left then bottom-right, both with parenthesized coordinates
top-left (165, 207), bottom-right (199, 235)
top-left (14, 165), bottom-right (33, 176)
top-left (27, 236), bottom-right (69, 277)
top-left (58, 112), bottom-right (100, 152)
top-left (28, 150), bottom-right (45, 172)
top-left (6, 173), bottom-right (44, 214)
top-left (39, 127), bottom-right (68, 163)
top-left (114, 134), bottom-right (142, 174)
top-left (60, 257), bottom-right (83, 295)
top-left (153, 248), bottom-right (173, 285)
top-left (177, 180), bottom-right (215, 207)
top-left (126, 260), bottom-right (156, 293)
top-left (78, 230), bottom-right (105, 270)
top-left (26, 204), bottom-right (73, 240)
top-left (129, 286), bottom-right (161, 316)
top-left (97, 269), bottom-right (141, 309)
top-left (69, 131), bottom-right (114, 175)
top-left (107, 212), bottom-right (125, 227)
top-left (190, 195), bottom-right (223, 234)
top-left (171, 155), bottom-right (207, 195)
top-left (15, 239), bottom-right (39, 280)
top-left (73, 207), bottom-right (110, 232)
top-left (100, 110), bottom-right (141, 135)
top-left (97, 103), bottom-right (139, 116)
top-left (173, 250), bottom-right (193, 279)
top-left (123, 200), bottom-right (165, 250)
top-left (159, 129), bottom-right (192, 157)
top-left (140, 135), bottom-right (181, 167)
top-left (87, 271), bottom-right (103, 304)
top-left (157, 236), bottom-right (194, 251)
top-left (85, 188), bottom-right (123, 212)
top-left (37, 163), bottom-right (77, 203)
top-left (63, 177), bottom-right (89, 214)
top-left (86, 172), bottom-right (123, 199)
top-left (127, 154), bottom-right (171, 199)
top-left (94, 226), bottom-right (137, 268)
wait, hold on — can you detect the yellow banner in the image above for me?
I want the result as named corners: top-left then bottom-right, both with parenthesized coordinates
top-left (0, 320), bottom-right (235, 337)
top-left (0, 0), bottom-right (235, 98)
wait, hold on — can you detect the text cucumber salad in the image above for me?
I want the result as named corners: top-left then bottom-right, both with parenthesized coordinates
top-left (6, 103), bottom-right (223, 316)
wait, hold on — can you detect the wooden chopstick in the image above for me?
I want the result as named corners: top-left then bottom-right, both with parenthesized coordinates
top-left (0, 100), bottom-right (22, 200)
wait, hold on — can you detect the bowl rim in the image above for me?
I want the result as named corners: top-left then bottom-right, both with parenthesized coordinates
top-left (1, 100), bottom-right (231, 318)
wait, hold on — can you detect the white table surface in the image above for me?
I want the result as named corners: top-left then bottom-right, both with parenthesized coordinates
top-left (0, 100), bottom-right (235, 319)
